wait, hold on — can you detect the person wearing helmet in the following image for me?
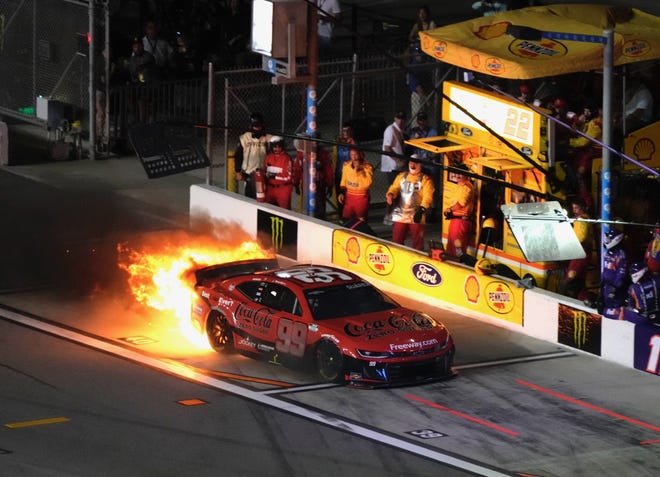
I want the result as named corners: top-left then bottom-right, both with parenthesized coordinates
top-left (263, 136), bottom-right (294, 210)
top-left (645, 223), bottom-right (660, 274)
top-left (385, 154), bottom-right (435, 251)
top-left (234, 113), bottom-right (272, 199)
top-left (601, 228), bottom-right (629, 319)
top-left (626, 262), bottom-right (659, 322)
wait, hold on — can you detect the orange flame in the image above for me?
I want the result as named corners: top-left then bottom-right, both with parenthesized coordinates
top-left (118, 222), bottom-right (274, 349)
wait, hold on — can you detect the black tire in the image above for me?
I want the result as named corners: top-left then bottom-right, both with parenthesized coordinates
top-left (315, 340), bottom-right (344, 383)
top-left (206, 311), bottom-right (233, 353)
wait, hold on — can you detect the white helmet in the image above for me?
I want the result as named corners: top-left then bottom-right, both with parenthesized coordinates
top-left (269, 136), bottom-right (285, 148)
top-left (603, 229), bottom-right (624, 251)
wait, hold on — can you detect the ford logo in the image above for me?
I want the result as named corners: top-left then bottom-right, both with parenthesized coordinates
top-left (411, 262), bottom-right (442, 287)
top-left (460, 127), bottom-right (473, 137)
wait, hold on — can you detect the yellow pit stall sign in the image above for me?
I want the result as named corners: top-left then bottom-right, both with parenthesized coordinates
top-left (332, 228), bottom-right (523, 326)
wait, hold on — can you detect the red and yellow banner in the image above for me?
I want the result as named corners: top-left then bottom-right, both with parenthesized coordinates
top-left (332, 229), bottom-right (523, 325)
top-left (419, 5), bottom-right (660, 79)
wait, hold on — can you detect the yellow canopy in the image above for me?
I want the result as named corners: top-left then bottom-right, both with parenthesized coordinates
top-left (419, 4), bottom-right (660, 79)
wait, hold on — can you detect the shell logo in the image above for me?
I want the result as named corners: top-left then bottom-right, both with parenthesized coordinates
top-left (508, 38), bottom-right (567, 60)
top-left (623, 39), bottom-right (650, 58)
top-left (485, 281), bottom-right (514, 314)
top-left (632, 137), bottom-right (655, 162)
top-left (485, 57), bottom-right (504, 75)
top-left (464, 275), bottom-right (480, 304)
top-left (345, 236), bottom-right (361, 264)
top-left (365, 243), bottom-right (394, 276)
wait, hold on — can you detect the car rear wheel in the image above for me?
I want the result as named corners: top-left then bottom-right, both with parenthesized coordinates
top-left (315, 340), bottom-right (344, 383)
top-left (206, 311), bottom-right (233, 352)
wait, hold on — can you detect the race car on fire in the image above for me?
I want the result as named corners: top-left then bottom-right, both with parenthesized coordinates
top-left (190, 259), bottom-right (455, 386)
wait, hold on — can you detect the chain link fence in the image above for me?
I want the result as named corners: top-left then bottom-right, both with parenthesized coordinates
top-left (0, 0), bottom-right (89, 126)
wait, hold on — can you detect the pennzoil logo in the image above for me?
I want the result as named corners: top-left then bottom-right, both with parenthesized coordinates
top-left (485, 281), bottom-right (514, 314)
top-left (623, 39), bottom-right (650, 58)
top-left (432, 40), bottom-right (447, 58)
top-left (485, 57), bottom-right (505, 75)
top-left (508, 39), bottom-right (567, 60)
top-left (365, 243), bottom-right (394, 275)
top-left (345, 236), bottom-right (361, 264)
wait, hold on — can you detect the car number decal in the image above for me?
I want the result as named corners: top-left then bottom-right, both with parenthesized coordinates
top-left (277, 267), bottom-right (353, 284)
top-left (276, 318), bottom-right (307, 358)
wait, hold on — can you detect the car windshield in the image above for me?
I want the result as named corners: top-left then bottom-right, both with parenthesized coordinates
top-left (304, 281), bottom-right (398, 320)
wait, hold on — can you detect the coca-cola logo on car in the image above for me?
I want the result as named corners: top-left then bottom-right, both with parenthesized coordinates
top-left (411, 262), bottom-right (442, 287)
top-left (344, 313), bottom-right (434, 338)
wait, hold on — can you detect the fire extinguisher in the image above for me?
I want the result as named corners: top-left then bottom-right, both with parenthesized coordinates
top-left (254, 168), bottom-right (266, 202)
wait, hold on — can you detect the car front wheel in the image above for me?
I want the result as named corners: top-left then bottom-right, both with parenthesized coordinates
top-left (315, 340), bottom-right (344, 383)
top-left (206, 311), bottom-right (233, 352)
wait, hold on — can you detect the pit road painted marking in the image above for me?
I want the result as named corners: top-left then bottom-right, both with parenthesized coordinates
top-left (1, 307), bottom-right (510, 477)
top-left (5, 417), bottom-right (70, 429)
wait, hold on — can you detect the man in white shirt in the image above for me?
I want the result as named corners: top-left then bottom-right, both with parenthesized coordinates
top-left (316, 0), bottom-right (341, 50)
top-left (381, 111), bottom-right (407, 183)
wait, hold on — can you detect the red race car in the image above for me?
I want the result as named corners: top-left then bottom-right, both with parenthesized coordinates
top-left (190, 259), bottom-right (455, 386)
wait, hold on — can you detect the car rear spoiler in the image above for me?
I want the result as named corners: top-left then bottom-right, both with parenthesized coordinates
top-left (194, 258), bottom-right (280, 286)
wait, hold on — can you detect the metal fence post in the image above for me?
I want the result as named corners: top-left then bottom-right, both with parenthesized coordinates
top-left (206, 62), bottom-right (215, 185)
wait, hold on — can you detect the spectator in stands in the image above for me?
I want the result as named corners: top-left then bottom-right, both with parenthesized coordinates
top-left (171, 31), bottom-right (202, 79)
top-left (142, 20), bottom-right (174, 76)
top-left (386, 155), bottom-right (435, 251)
top-left (406, 7), bottom-right (435, 94)
top-left (624, 78), bottom-right (654, 132)
top-left (408, 6), bottom-right (436, 45)
top-left (234, 113), bottom-right (272, 199)
top-left (264, 136), bottom-right (295, 210)
top-left (338, 148), bottom-right (374, 222)
top-left (224, 0), bottom-right (252, 65)
top-left (381, 111), bottom-right (408, 184)
top-left (316, 0), bottom-right (342, 53)
top-left (128, 37), bottom-right (156, 83)
top-left (444, 164), bottom-right (476, 258)
top-left (128, 37), bottom-right (156, 123)
top-left (565, 197), bottom-right (594, 299)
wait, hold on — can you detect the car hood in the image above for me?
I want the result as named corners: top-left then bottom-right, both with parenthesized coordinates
top-left (318, 309), bottom-right (450, 351)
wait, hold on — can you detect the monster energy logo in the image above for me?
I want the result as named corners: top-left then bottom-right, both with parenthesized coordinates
top-left (572, 311), bottom-right (588, 348)
top-left (270, 216), bottom-right (284, 251)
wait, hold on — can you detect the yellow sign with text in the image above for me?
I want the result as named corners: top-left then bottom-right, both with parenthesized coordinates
top-left (332, 229), bottom-right (523, 325)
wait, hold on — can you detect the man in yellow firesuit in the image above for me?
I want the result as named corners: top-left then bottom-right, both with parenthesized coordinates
top-left (443, 163), bottom-right (476, 258)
